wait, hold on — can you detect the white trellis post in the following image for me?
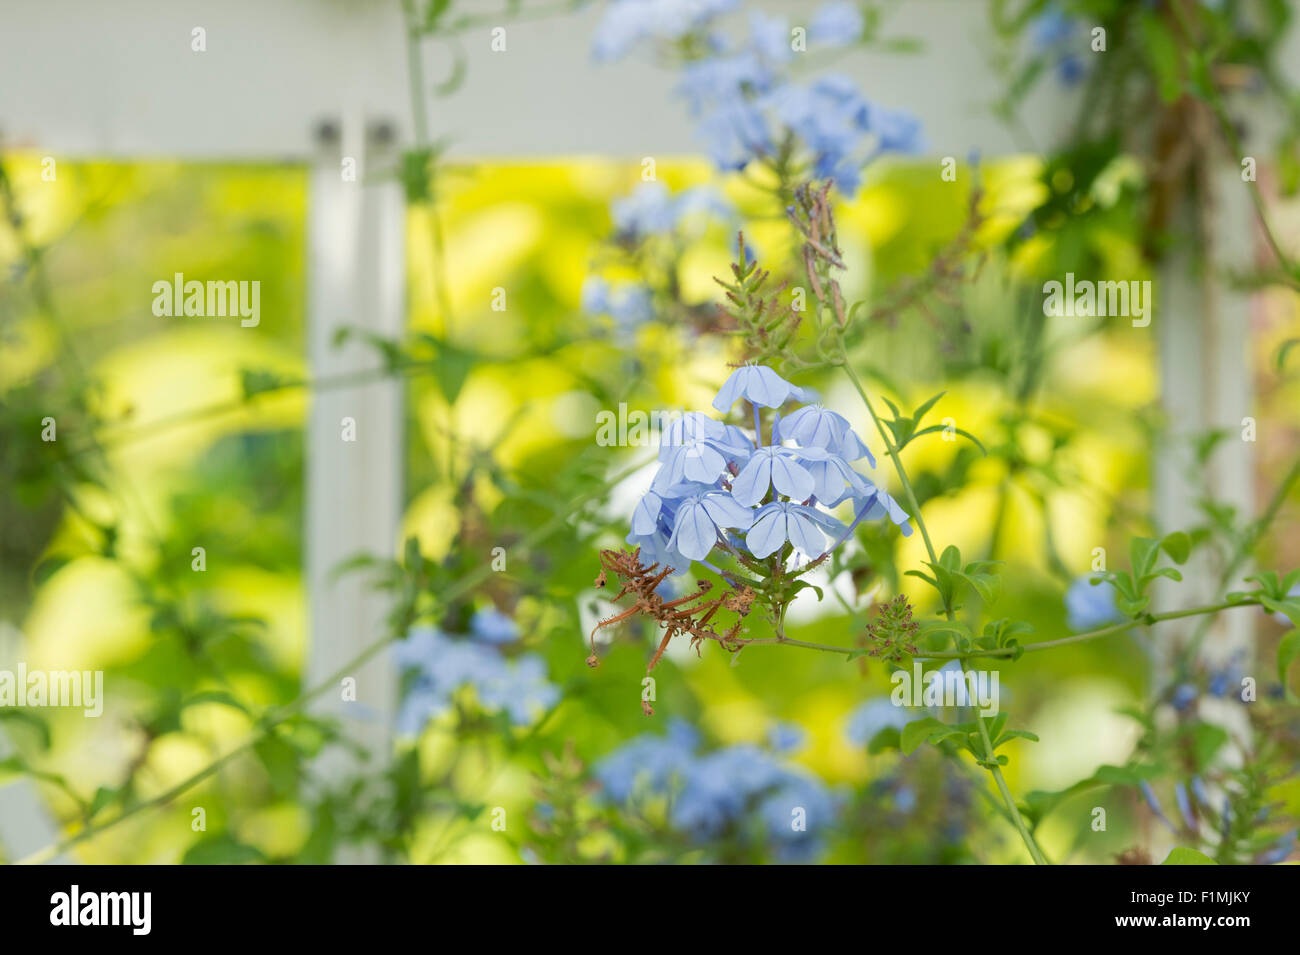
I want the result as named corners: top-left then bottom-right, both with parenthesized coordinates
top-left (303, 115), bottom-right (405, 862)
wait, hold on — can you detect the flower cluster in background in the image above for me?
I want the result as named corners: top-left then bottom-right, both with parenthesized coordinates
top-left (628, 364), bottom-right (911, 574)
top-left (594, 718), bottom-right (837, 860)
top-left (592, 0), bottom-right (921, 194)
top-left (394, 608), bottom-right (560, 734)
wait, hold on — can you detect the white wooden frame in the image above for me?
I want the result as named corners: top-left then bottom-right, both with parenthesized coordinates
top-left (2, 0), bottom-right (1295, 862)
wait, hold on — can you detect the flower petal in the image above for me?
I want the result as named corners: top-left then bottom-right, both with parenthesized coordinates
top-left (701, 492), bottom-right (754, 531)
top-left (769, 453), bottom-right (815, 501)
top-left (731, 453), bottom-right (773, 507)
top-left (669, 500), bottom-right (719, 561)
top-left (746, 503), bottom-right (788, 558)
top-left (786, 506), bottom-right (827, 556)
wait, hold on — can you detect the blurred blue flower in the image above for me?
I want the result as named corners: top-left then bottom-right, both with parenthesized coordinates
top-left (845, 696), bottom-right (918, 745)
top-left (808, 2), bottom-right (864, 46)
top-left (1030, 8), bottom-right (1074, 47)
top-left (1139, 780), bottom-right (1177, 833)
top-left (1065, 575), bottom-right (1123, 630)
top-left (611, 182), bottom-right (733, 241)
top-left (595, 719), bottom-right (699, 802)
top-left (1256, 830), bottom-right (1296, 865)
top-left (394, 623), bottom-right (560, 733)
top-left (767, 720), bottom-right (807, 753)
top-left (597, 723), bottom-right (838, 859)
top-left (592, 0), bottom-right (740, 62)
top-left (470, 606), bottom-right (518, 644)
top-left (759, 774), bottom-right (836, 860)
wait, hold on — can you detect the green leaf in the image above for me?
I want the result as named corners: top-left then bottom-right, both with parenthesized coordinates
top-left (1140, 13), bottom-right (1184, 103)
top-left (1277, 629), bottom-right (1300, 699)
top-left (911, 391), bottom-right (945, 425)
top-left (182, 834), bottom-right (267, 865)
top-left (1129, 536), bottom-right (1160, 578)
top-left (900, 717), bottom-right (947, 755)
top-left (0, 710), bottom-right (52, 750)
top-left (867, 727), bottom-right (900, 754)
top-left (995, 729), bottom-right (1040, 748)
top-left (32, 554), bottom-right (72, 587)
top-left (180, 690), bottom-right (252, 716)
top-left (1278, 337), bottom-right (1300, 371)
top-left (1161, 847), bottom-right (1217, 865)
top-left (1160, 531), bottom-right (1191, 565)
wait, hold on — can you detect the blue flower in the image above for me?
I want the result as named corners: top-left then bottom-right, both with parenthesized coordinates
top-left (759, 774), bottom-right (836, 860)
top-left (808, 2), bottom-right (864, 45)
top-left (1139, 780), bottom-right (1177, 833)
top-left (667, 489), bottom-right (755, 560)
top-left (841, 483), bottom-right (913, 536)
top-left (628, 490), bottom-right (689, 572)
top-left (713, 363), bottom-right (805, 412)
top-left (470, 607), bottom-right (518, 644)
top-left (775, 404), bottom-right (876, 465)
top-left (692, 95), bottom-right (776, 169)
top-left (746, 500), bottom-right (843, 559)
top-left (865, 101), bottom-right (925, 154)
top-left (767, 720), bottom-right (807, 754)
top-left (1171, 682), bottom-right (1199, 711)
top-left (671, 744), bottom-right (787, 835)
top-left (800, 450), bottom-right (875, 506)
top-left (845, 696), bottom-right (918, 745)
top-left (731, 445), bottom-right (818, 506)
top-left (475, 654), bottom-right (562, 725)
top-left (611, 181), bottom-right (679, 238)
top-left (746, 10), bottom-right (793, 65)
top-left (393, 626), bottom-right (561, 732)
top-left (1256, 830), bottom-right (1296, 865)
top-left (1065, 575), bottom-right (1122, 630)
top-left (1174, 782), bottom-right (1196, 830)
top-left (1030, 8), bottom-right (1074, 48)
top-left (594, 719), bottom-right (699, 802)
top-left (581, 276), bottom-right (654, 329)
top-left (592, 0), bottom-right (740, 62)
top-left (610, 182), bottom-right (733, 241)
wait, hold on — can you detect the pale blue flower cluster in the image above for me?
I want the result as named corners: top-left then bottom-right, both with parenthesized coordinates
top-left (1065, 574), bottom-right (1122, 630)
top-left (394, 610), bottom-right (560, 734)
top-left (610, 181), bottom-right (734, 241)
top-left (592, 0), bottom-right (920, 196)
top-left (594, 718), bottom-right (837, 860)
top-left (581, 275), bottom-right (654, 336)
top-left (628, 364), bottom-right (912, 574)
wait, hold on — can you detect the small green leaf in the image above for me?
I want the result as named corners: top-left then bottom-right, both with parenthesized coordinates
top-left (900, 717), bottom-right (947, 755)
top-left (1160, 531), bottom-right (1191, 565)
top-left (182, 834), bottom-right (267, 865)
top-left (1161, 847), bottom-right (1217, 865)
top-left (1277, 629), bottom-right (1300, 699)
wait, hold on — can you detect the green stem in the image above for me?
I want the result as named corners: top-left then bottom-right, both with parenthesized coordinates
top-left (837, 353), bottom-right (945, 608)
top-left (835, 345), bottom-right (1049, 862)
top-left (965, 656), bottom-right (1050, 865)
